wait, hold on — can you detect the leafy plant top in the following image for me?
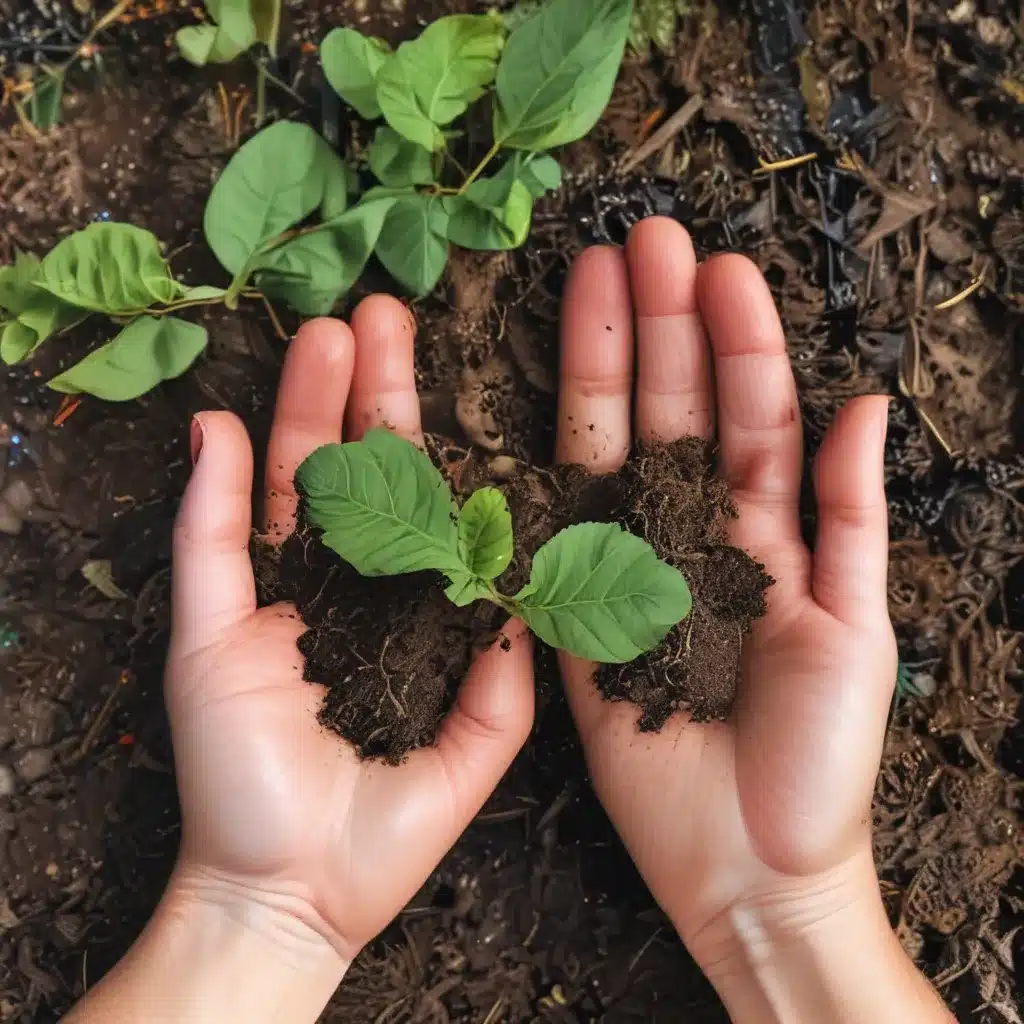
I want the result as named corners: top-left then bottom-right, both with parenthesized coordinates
top-left (319, 0), bottom-right (634, 295)
top-left (297, 430), bottom-right (691, 664)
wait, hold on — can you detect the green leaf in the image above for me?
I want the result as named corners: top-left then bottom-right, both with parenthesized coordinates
top-left (36, 224), bottom-right (180, 314)
top-left (48, 316), bottom-right (208, 401)
top-left (458, 487), bottom-right (513, 579)
top-left (514, 522), bottom-right (691, 663)
top-left (296, 428), bottom-right (464, 577)
top-left (204, 120), bottom-right (343, 276)
top-left (177, 0), bottom-right (257, 64)
top-left (368, 126), bottom-right (437, 187)
top-left (0, 250), bottom-right (42, 314)
top-left (256, 193), bottom-right (399, 315)
top-left (517, 154), bottom-right (563, 197)
top-left (251, 0), bottom-right (282, 54)
top-left (445, 571), bottom-right (494, 607)
top-left (631, 0), bottom-right (679, 54)
top-left (16, 292), bottom-right (87, 345)
top-left (1, 322), bottom-right (37, 365)
top-left (175, 24), bottom-right (220, 64)
top-left (375, 194), bottom-right (450, 296)
top-left (180, 285), bottom-right (227, 302)
top-left (493, 0), bottom-right (633, 151)
top-left (320, 28), bottom-right (391, 120)
top-left (28, 70), bottom-right (64, 130)
top-left (376, 14), bottom-right (505, 152)
top-left (320, 156), bottom-right (349, 221)
top-left (446, 180), bottom-right (533, 251)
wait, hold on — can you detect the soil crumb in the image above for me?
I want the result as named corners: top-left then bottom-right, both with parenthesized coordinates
top-left (257, 438), bottom-right (772, 762)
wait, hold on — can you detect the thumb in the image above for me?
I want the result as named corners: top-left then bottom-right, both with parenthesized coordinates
top-left (812, 395), bottom-right (891, 628)
top-left (171, 412), bottom-right (257, 660)
top-left (414, 618), bottom-right (534, 827)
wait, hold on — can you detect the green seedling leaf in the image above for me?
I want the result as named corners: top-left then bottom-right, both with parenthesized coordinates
top-left (0, 250), bottom-right (42, 314)
top-left (1, 322), bottom-right (37, 365)
top-left (368, 126), bottom-right (437, 187)
top-left (445, 180), bottom-right (533, 251)
top-left (376, 14), bottom-right (505, 152)
top-left (204, 120), bottom-right (345, 275)
top-left (458, 487), bottom-right (513, 579)
top-left (320, 28), bottom-right (392, 120)
top-left (375, 194), bottom-right (450, 296)
top-left (297, 428), bottom-right (464, 578)
top-left (251, 0), bottom-right (282, 54)
top-left (631, 0), bottom-right (679, 54)
top-left (177, 0), bottom-right (257, 64)
top-left (28, 69), bottom-right (64, 130)
top-left (256, 193), bottom-right (399, 314)
top-left (321, 158), bottom-right (349, 221)
top-left (445, 571), bottom-right (494, 608)
top-left (493, 0), bottom-right (633, 151)
top-left (517, 153), bottom-right (563, 197)
top-left (515, 522), bottom-right (691, 663)
top-left (180, 285), bottom-right (227, 302)
top-left (37, 224), bottom-right (180, 314)
top-left (48, 316), bottom-right (208, 401)
top-left (16, 291), bottom-right (87, 348)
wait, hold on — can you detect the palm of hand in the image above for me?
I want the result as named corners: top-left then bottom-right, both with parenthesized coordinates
top-left (554, 219), bottom-right (896, 956)
top-left (166, 300), bottom-right (533, 957)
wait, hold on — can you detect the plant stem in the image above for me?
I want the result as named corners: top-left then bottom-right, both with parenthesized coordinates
top-left (255, 57), bottom-right (267, 128)
top-left (459, 140), bottom-right (502, 193)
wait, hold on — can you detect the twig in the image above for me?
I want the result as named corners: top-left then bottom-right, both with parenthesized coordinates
top-left (754, 152), bottom-right (818, 175)
top-left (619, 93), bottom-right (704, 175)
top-left (933, 267), bottom-right (988, 310)
top-left (628, 927), bottom-right (663, 974)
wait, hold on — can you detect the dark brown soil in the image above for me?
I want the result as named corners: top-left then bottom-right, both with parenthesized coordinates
top-left (2, 0), bottom-right (1023, 1021)
top-left (258, 438), bottom-right (770, 764)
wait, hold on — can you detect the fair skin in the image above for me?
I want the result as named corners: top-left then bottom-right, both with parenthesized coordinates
top-left (66, 218), bottom-right (953, 1023)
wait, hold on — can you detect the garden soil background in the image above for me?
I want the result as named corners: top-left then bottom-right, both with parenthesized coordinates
top-left (1, 0), bottom-right (1023, 1020)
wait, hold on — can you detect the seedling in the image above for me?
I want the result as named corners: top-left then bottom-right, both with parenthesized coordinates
top-left (297, 430), bottom-right (692, 664)
top-left (630, 0), bottom-right (691, 55)
top-left (318, 0), bottom-right (634, 295)
top-left (175, 0), bottom-right (283, 125)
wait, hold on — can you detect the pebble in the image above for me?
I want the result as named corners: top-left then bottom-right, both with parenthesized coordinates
top-left (14, 747), bottom-right (54, 784)
top-left (0, 763), bottom-right (15, 798)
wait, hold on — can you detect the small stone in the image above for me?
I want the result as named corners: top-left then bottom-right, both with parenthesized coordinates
top-left (14, 747), bottom-right (54, 784)
top-left (0, 763), bottom-right (16, 798)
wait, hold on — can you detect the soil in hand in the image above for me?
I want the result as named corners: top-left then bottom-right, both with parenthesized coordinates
top-left (256, 437), bottom-right (772, 762)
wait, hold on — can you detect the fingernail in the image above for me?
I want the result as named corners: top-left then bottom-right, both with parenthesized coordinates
top-left (190, 416), bottom-right (205, 467)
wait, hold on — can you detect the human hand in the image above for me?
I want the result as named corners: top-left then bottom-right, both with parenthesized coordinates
top-left (68, 301), bottom-right (534, 1024)
top-left (556, 218), bottom-right (951, 1021)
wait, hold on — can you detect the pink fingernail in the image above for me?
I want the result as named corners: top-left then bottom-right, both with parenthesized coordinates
top-left (190, 416), bottom-right (205, 467)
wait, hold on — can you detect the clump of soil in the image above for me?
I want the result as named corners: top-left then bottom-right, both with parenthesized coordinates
top-left (257, 437), bottom-right (772, 762)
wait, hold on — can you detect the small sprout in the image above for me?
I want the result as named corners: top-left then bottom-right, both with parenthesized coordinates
top-left (297, 430), bottom-right (692, 664)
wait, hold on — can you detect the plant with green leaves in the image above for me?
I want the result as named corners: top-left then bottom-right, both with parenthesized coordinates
top-left (297, 429), bottom-right (692, 663)
top-left (0, 120), bottom-right (392, 400)
top-left (319, 0), bottom-right (634, 296)
top-left (630, 0), bottom-right (690, 54)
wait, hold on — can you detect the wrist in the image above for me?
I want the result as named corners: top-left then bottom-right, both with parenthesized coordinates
top-left (682, 850), bottom-right (953, 1024)
top-left (66, 863), bottom-right (350, 1023)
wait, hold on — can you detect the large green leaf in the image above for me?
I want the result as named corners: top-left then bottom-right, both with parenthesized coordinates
top-left (0, 250), bottom-right (42, 314)
top-left (255, 192), bottom-right (398, 314)
top-left (16, 292), bottom-right (87, 346)
top-left (515, 522), bottom-right (691, 662)
top-left (375, 194), bottom-right (450, 296)
top-left (376, 14), bottom-right (505, 152)
top-left (296, 428), bottom-right (464, 578)
top-left (48, 316), bottom-right (208, 401)
top-left (320, 28), bottom-right (391, 120)
top-left (176, 0), bottom-right (257, 64)
top-left (36, 224), bottom-right (180, 314)
top-left (203, 121), bottom-right (343, 276)
top-left (493, 0), bottom-right (633, 151)
top-left (458, 487), bottom-right (513, 579)
top-left (0, 322), bottom-right (37, 365)
top-left (445, 180), bottom-right (533, 251)
top-left (368, 126), bottom-right (437, 187)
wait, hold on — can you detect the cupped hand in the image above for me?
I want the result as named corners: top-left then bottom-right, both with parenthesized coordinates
top-left (557, 219), bottom-right (898, 977)
top-left (167, 298), bottom-right (534, 963)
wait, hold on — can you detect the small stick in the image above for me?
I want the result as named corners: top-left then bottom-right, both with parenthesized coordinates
top-left (754, 152), bottom-right (818, 175)
top-left (933, 268), bottom-right (987, 310)
top-left (619, 93), bottom-right (704, 175)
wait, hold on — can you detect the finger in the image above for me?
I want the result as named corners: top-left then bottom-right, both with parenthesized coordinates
top-left (697, 254), bottom-right (810, 599)
top-left (556, 246), bottom-right (633, 472)
top-left (626, 218), bottom-right (714, 442)
top-left (404, 619), bottom-right (534, 832)
top-left (346, 294), bottom-right (423, 445)
top-left (812, 396), bottom-right (891, 628)
top-left (264, 319), bottom-right (355, 544)
top-left (172, 412), bottom-right (256, 657)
